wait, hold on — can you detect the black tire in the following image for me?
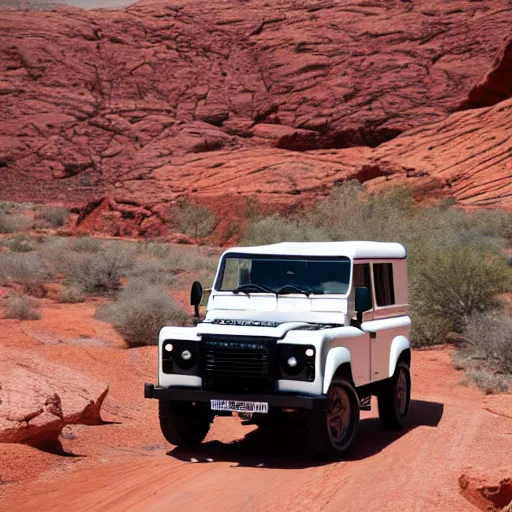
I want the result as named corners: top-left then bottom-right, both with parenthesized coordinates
top-left (158, 400), bottom-right (212, 447)
top-left (307, 376), bottom-right (360, 460)
top-left (377, 361), bottom-right (411, 429)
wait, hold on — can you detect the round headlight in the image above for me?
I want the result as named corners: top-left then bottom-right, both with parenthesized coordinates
top-left (165, 344), bottom-right (173, 352)
top-left (181, 350), bottom-right (192, 361)
top-left (305, 348), bottom-right (314, 357)
top-left (287, 356), bottom-right (298, 368)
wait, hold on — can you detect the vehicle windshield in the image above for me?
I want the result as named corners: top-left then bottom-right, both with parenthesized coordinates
top-left (216, 254), bottom-right (351, 295)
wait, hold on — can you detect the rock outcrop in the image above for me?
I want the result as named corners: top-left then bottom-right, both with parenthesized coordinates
top-left (0, 0), bottom-right (511, 233)
top-left (0, 349), bottom-right (108, 445)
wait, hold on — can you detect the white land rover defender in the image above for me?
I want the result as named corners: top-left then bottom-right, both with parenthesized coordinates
top-left (145, 241), bottom-right (412, 459)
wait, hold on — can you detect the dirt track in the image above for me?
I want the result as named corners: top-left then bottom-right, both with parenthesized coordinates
top-left (1, 318), bottom-right (511, 512)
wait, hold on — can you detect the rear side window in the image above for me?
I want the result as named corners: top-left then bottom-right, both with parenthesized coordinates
top-left (373, 263), bottom-right (395, 306)
top-left (353, 263), bottom-right (371, 289)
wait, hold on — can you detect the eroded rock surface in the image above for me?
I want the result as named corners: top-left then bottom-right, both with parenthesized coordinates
top-left (0, 348), bottom-right (108, 445)
top-left (0, 0), bottom-right (511, 233)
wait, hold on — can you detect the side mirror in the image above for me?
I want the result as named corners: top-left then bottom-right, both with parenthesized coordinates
top-left (190, 281), bottom-right (203, 317)
top-left (355, 287), bottom-right (372, 324)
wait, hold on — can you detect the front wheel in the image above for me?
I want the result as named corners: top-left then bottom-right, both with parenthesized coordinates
top-left (158, 400), bottom-right (212, 447)
top-left (307, 376), bottom-right (360, 460)
top-left (377, 361), bottom-right (411, 429)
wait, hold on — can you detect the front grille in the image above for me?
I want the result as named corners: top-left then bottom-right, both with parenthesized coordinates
top-left (200, 335), bottom-right (276, 393)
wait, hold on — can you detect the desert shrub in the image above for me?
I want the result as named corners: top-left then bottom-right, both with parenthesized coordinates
top-left (5, 293), bottom-right (41, 320)
top-left (242, 215), bottom-right (330, 246)
top-left (0, 212), bottom-right (31, 233)
top-left (411, 247), bottom-right (510, 333)
top-left (171, 200), bottom-right (217, 241)
top-left (410, 312), bottom-right (451, 348)
top-left (0, 253), bottom-right (53, 288)
top-left (62, 244), bottom-right (136, 293)
top-left (8, 235), bottom-right (36, 252)
top-left (57, 284), bottom-right (86, 304)
top-left (37, 206), bottom-right (68, 227)
top-left (463, 370), bottom-right (509, 394)
top-left (70, 236), bottom-right (101, 253)
top-left (463, 312), bottom-right (512, 374)
top-left (96, 280), bottom-right (189, 347)
top-left (127, 258), bottom-right (178, 286)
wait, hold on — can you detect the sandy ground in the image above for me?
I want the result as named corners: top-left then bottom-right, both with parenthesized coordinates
top-left (0, 299), bottom-right (511, 511)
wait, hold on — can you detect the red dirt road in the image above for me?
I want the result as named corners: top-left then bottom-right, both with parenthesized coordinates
top-left (1, 336), bottom-right (511, 511)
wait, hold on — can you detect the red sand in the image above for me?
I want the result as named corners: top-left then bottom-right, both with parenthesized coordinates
top-left (0, 298), bottom-right (510, 511)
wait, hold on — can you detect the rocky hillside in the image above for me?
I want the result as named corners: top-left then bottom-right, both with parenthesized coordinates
top-left (0, 0), bottom-right (511, 235)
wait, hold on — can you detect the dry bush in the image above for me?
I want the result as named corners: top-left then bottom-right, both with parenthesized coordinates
top-left (8, 235), bottom-right (37, 253)
top-left (463, 312), bottom-right (512, 374)
top-left (242, 216), bottom-right (329, 246)
top-left (463, 370), bottom-right (509, 394)
top-left (37, 206), bottom-right (68, 228)
top-left (96, 280), bottom-right (189, 347)
top-left (57, 284), bottom-right (86, 304)
top-left (0, 212), bottom-right (31, 233)
top-left (63, 244), bottom-right (136, 294)
top-left (128, 258), bottom-right (178, 286)
top-left (171, 200), bottom-right (217, 242)
top-left (0, 253), bottom-right (53, 289)
top-left (5, 293), bottom-right (41, 320)
top-left (70, 236), bottom-right (101, 253)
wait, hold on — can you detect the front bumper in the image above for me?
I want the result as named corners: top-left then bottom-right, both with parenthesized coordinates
top-left (144, 383), bottom-right (327, 411)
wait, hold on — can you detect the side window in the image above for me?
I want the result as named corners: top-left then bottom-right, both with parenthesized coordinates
top-left (373, 263), bottom-right (395, 306)
top-left (353, 263), bottom-right (372, 307)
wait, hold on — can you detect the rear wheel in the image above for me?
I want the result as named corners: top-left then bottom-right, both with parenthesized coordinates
top-left (158, 400), bottom-right (213, 447)
top-left (307, 376), bottom-right (360, 460)
top-left (377, 361), bottom-right (411, 428)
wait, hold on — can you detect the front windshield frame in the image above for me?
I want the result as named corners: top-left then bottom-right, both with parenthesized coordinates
top-left (214, 253), bottom-right (352, 296)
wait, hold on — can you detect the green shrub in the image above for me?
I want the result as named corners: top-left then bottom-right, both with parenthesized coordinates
top-left (96, 280), bottom-right (189, 347)
top-left (410, 312), bottom-right (451, 348)
top-left (57, 284), bottom-right (86, 304)
top-left (0, 212), bottom-right (31, 233)
top-left (128, 258), bottom-right (178, 286)
top-left (411, 247), bottom-right (510, 333)
top-left (5, 293), bottom-right (41, 320)
top-left (37, 206), bottom-right (68, 227)
top-left (171, 200), bottom-right (217, 241)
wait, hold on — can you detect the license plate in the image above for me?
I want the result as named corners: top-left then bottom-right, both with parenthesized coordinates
top-left (210, 399), bottom-right (269, 414)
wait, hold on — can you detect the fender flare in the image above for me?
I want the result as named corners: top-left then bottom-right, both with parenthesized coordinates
top-left (323, 347), bottom-right (352, 394)
top-left (388, 335), bottom-right (411, 378)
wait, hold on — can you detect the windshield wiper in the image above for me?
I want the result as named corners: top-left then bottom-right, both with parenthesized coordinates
top-left (276, 284), bottom-right (313, 297)
top-left (233, 283), bottom-right (276, 295)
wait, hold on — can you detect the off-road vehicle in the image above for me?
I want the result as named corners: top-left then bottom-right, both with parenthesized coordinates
top-left (145, 241), bottom-right (412, 459)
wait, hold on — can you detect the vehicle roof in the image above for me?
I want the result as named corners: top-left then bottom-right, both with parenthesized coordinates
top-left (223, 241), bottom-right (406, 259)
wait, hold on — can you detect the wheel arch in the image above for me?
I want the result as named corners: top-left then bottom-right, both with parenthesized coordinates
top-left (388, 335), bottom-right (411, 378)
top-left (323, 346), bottom-right (352, 394)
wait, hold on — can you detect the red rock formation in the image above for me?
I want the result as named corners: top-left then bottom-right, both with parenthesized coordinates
top-left (0, 0), bottom-right (511, 234)
top-left (458, 36), bottom-right (512, 110)
top-left (0, 349), bottom-right (109, 445)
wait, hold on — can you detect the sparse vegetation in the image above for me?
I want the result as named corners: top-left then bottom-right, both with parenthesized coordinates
top-left (8, 235), bottom-right (37, 253)
top-left (0, 212), bottom-right (31, 233)
top-left (463, 370), bottom-right (509, 394)
top-left (240, 182), bottom-right (512, 348)
top-left (57, 284), bottom-right (86, 304)
top-left (71, 236), bottom-right (101, 253)
top-left (171, 200), bottom-right (217, 242)
top-left (463, 312), bottom-right (512, 374)
top-left (36, 206), bottom-right (68, 228)
top-left (0, 252), bottom-right (53, 291)
top-left (96, 280), bottom-right (189, 347)
top-left (5, 293), bottom-right (41, 320)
